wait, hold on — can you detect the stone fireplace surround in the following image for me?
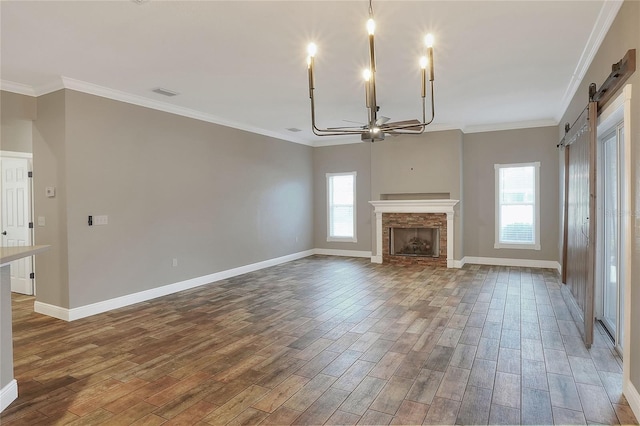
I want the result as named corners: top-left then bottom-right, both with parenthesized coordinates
top-left (369, 200), bottom-right (459, 268)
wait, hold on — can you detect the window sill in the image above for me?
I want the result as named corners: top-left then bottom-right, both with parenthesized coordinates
top-left (327, 237), bottom-right (358, 243)
top-left (494, 242), bottom-right (540, 250)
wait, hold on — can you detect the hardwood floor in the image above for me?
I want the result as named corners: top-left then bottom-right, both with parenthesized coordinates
top-left (2, 256), bottom-right (637, 425)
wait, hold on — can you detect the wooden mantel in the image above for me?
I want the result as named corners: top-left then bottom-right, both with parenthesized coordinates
top-left (369, 200), bottom-right (459, 267)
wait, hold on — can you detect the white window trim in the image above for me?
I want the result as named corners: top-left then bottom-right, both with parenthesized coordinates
top-left (326, 171), bottom-right (357, 243)
top-left (494, 161), bottom-right (541, 250)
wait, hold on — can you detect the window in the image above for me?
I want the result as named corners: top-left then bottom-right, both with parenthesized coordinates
top-left (495, 162), bottom-right (540, 249)
top-left (327, 172), bottom-right (357, 242)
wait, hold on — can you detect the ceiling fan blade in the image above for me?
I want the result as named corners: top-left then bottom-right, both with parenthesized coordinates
top-left (375, 116), bottom-right (390, 126)
top-left (381, 119), bottom-right (422, 132)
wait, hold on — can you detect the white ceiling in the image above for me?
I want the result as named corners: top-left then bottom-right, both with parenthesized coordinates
top-left (0, 1), bottom-right (621, 146)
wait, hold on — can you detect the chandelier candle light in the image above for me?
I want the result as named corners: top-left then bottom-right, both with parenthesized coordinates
top-left (306, 0), bottom-right (436, 142)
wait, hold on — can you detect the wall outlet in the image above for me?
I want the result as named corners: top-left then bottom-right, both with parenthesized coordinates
top-left (37, 216), bottom-right (46, 226)
top-left (94, 215), bottom-right (108, 225)
top-left (172, 258), bottom-right (178, 267)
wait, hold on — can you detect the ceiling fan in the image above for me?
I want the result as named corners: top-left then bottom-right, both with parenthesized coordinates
top-left (329, 116), bottom-right (423, 142)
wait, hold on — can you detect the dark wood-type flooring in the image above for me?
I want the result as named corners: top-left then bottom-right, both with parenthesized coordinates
top-left (2, 256), bottom-right (638, 425)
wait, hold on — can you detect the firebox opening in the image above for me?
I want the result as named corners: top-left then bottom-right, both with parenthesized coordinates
top-left (390, 227), bottom-right (440, 258)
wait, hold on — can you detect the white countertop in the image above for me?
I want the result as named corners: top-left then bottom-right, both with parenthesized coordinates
top-left (0, 245), bottom-right (50, 266)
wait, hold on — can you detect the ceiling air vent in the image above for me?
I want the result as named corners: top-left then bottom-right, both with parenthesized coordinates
top-left (151, 87), bottom-right (179, 97)
top-left (287, 128), bottom-right (302, 132)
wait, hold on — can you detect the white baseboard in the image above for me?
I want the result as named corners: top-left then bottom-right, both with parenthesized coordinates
top-left (33, 250), bottom-right (563, 322)
top-left (0, 380), bottom-right (17, 413)
top-left (35, 249), bottom-right (315, 322)
top-left (460, 256), bottom-right (561, 271)
top-left (34, 301), bottom-right (70, 321)
top-left (451, 259), bottom-right (465, 268)
top-left (624, 379), bottom-right (640, 424)
top-left (313, 248), bottom-right (372, 258)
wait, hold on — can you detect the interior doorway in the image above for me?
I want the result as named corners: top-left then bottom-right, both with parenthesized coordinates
top-left (595, 86), bottom-right (631, 358)
top-left (0, 151), bottom-right (35, 295)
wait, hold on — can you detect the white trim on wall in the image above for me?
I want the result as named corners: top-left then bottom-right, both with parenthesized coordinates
top-left (555, 0), bottom-right (624, 122)
top-left (1, 77), bottom-right (312, 146)
top-left (314, 249), bottom-right (371, 258)
top-left (34, 248), bottom-right (375, 322)
top-left (33, 248), bottom-right (564, 322)
top-left (35, 249), bottom-right (315, 321)
top-left (460, 256), bottom-right (561, 272)
top-left (624, 380), bottom-right (640, 425)
top-left (0, 380), bottom-right (18, 413)
top-left (0, 151), bottom-right (33, 159)
top-left (326, 171), bottom-right (358, 243)
top-left (617, 85), bottom-right (633, 410)
top-left (0, 80), bottom-right (37, 96)
top-left (494, 161), bottom-right (541, 250)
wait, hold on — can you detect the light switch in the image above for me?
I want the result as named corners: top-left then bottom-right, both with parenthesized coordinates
top-left (45, 187), bottom-right (55, 198)
top-left (37, 216), bottom-right (46, 226)
top-left (94, 215), bottom-right (108, 225)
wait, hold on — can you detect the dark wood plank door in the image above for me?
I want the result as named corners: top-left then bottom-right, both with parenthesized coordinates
top-left (562, 102), bottom-right (597, 348)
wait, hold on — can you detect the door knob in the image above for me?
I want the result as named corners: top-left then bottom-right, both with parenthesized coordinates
top-left (1, 231), bottom-right (6, 235)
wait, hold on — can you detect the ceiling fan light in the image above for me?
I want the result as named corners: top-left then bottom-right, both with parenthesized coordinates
top-left (420, 56), bottom-right (428, 69)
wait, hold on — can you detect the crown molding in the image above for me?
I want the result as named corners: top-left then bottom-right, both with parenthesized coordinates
top-left (1, 80), bottom-right (36, 97)
top-left (462, 118), bottom-right (558, 134)
top-left (0, 77), bottom-right (571, 145)
top-left (59, 77), bottom-right (313, 146)
top-left (1, 77), bottom-right (312, 146)
top-left (556, 0), bottom-right (623, 122)
top-left (33, 79), bottom-right (65, 96)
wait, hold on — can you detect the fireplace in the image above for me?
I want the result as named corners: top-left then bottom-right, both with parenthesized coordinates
top-left (390, 227), bottom-right (440, 257)
top-left (369, 199), bottom-right (459, 267)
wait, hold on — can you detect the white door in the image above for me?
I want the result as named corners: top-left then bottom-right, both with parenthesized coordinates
top-left (1, 156), bottom-right (34, 295)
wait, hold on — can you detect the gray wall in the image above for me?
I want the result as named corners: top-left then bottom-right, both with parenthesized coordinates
top-left (315, 127), bottom-right (560, 264)
top-left (34, 89), bottom-right (314, 308)
top-left (557, 0), bottom-right (640, 397)
top-left (463, 126), bottom-right (559, 261)
top-left (33, 91), bottom-right (70, 308)
top-left (313, 142), bottom-right (372, 253)
top-left (371, 130), bottom-right (464, 260)
top-left (1, 91), bottom-right (35, 153)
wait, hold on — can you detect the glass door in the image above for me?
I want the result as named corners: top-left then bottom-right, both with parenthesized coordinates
top-left (601, 125), bottom-right (623, 352)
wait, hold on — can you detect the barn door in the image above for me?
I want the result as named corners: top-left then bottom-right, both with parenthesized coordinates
top-left (562, 101), bottom-right (597, 348)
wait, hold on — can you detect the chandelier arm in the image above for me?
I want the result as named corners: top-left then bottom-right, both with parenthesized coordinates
top-left (307, 1), bottom-right (437, 140)
top-left (309, 61), bottom-right (366, 136)
top-left (379, 83), bottom-right (435, 133)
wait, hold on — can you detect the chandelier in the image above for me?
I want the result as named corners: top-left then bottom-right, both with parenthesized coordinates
top-left (306, 0), bottom-right (435, 142)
